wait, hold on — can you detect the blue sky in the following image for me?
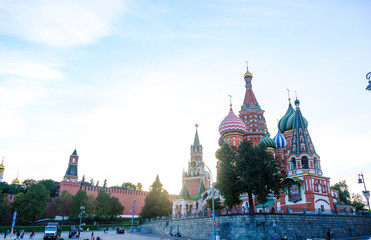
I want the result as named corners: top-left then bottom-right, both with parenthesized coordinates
top-left (0, 0), bottom-right (370, 196)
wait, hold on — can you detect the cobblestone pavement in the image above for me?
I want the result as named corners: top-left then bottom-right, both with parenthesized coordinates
top-left (13, 230), bottom-right (194, 240)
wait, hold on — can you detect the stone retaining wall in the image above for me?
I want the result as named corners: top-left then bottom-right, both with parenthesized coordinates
top-left (137, 214), bottom-right (371, 240)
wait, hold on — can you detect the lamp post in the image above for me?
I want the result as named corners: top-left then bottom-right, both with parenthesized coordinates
top-left (358, 173), bottom-right (370, 214)
top-left (212, 182), bottom-right (216, 240)
top-left (130, 199), bottom-right (136, 232)
top-left (366, 72), bottom-right (371, 91)
top-left (79, 206), bottom-right (85, 230)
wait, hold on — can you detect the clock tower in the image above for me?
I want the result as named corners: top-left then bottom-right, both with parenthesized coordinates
top-left (182, 125), bottom-right (211, 197)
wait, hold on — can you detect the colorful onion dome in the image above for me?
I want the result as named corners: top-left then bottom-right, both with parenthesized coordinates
top-left (278, 102), bottom-right (295, 133)
top-left (219, 108), bottom-right (247, 135)
top-left (0, 161), bottom-right (4, 171)
top-left (259, 133), bottom-right (276, 148)
top-left (273, 130), bottom-right (287, 149)
top-left (218, 136), bottom-right (225, 146)
top-left (278, 101), bottom-right (308, 133)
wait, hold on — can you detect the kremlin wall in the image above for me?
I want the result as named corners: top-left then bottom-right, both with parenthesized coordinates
top-left (59, 149), bottom-right (178, 216)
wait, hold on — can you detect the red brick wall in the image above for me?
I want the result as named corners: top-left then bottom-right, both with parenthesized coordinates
top-left (60, 181), bottom-right (178, 215)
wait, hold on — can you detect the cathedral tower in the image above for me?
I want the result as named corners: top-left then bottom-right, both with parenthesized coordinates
top-left (239, 66), bottom-right (267, 145)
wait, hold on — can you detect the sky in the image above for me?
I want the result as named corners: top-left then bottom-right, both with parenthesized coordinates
top-left (0, 0), bottom-right (370, 197)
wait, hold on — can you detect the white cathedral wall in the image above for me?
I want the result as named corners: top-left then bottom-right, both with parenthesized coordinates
top-left (314, 195), bottom-right (331, 211)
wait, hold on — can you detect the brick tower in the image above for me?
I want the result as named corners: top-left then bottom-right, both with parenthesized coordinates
top-left (239, 66), bottom-right (267, 145)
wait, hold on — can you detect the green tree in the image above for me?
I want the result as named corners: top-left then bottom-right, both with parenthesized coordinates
top-left (13, 183), bottom-right (49, 223)
top-left (21, 179), bottom-right (37, 192)
top-left (140, 175), bottom-right (171, 219)
top-left (216, 141), bottom-right (284, 213)
top-left (38, 179), bottom-right (58, 198)
top-left (86, 194), bottom-right (96, 218)
top-left (109, 196), bottom-right (125, 218)
top-left (69, 190), bottom-right (88, 220)
top-left (0, 193), bottom-right (11, 224)
top-left (121, 182), bottom-right (137, 190)
top-left (206, 197), bottom-right (225, 210)
top-left (55, 190), bottom-right (73, 220)
top-left (331, 180), bottom-right (351, 204)
top-left (351, 193), bottom-right (366, 211)
top-left (216, 144), bottom-right (241, 210)
top-left (95, 189), bottom-right (124, 220)
top-left (136, 182), bottom-right (143, 191)
top-left (95, 189), bottom-right (111, 219)
top-left (8, 183), bottom-right (24, 194)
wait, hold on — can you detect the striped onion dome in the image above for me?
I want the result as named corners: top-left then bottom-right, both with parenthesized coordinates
top-left (218, 136), bottom-right (225, 146)
top-left (219, 108), bottom-right (247, 135)
top-left (273, 130), bottom-right (287, 149)
top-left (259, 133), bottom-right (276, 148)
top-left (278, 101), bottom-right (308, 133)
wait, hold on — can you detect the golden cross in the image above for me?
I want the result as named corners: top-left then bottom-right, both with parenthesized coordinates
top-left (228, 94), bottom-right (232, 107)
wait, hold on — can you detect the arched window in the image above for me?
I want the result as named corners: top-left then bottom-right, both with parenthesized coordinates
top-left (301, 156), bottom-right (309, 169)
top-left (291, 158), bottom-right (296, 170)
top-left (313, 157), bottom-right (318, 170)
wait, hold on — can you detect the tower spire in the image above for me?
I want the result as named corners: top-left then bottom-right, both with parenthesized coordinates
top-left (193, 124), bottom-right (201, 146)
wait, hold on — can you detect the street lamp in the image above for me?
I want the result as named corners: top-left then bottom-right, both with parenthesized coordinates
top-left (212, 182), bottom-right (217, 240)
top-left (79, 206), bottom-right (85, 230)
top-left (358, 173), bottom-right (370, 214)
top-left (366, 72), bottom-right (371, 91)
top-left (130, 199), bottom-right (136, 232)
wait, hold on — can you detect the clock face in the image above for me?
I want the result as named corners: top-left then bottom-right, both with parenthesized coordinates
top-left (190, 161), bottom-right (197, 169)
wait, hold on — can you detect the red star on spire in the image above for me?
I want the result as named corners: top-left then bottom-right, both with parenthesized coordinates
top-left (195, 123), bottom-right (199, 128)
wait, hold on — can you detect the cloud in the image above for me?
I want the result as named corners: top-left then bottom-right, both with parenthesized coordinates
top-left (0, 50), bottom-right (64, 138)
top-left (0, 0), bottom-right (126, 47)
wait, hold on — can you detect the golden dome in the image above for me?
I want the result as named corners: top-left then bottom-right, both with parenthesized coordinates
top-left (0, 163), bottom-right (4, 171)
top-left (12, 178), bottom-right (20, 184)
top-left (243, 66), bottom-right (253, 78)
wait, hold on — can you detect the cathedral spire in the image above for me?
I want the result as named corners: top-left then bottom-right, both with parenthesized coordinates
top-left (239, 65), bottom-right (266, 145)
top-left (290, 98), bottom-right (316, 156)
top-left (242, 64), bottom-right (260, 110)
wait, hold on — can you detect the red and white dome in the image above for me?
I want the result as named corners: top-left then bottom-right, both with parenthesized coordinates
top-left (219, 108), bottom-right (247, 135)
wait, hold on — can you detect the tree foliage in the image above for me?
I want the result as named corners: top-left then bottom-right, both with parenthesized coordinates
top-left (95, 189), bottom-right (124, 220)
top-left (351, 193), bottom-right (366, 211)
top-left (140, 176), bottom-right (171, 219)
top-left (216, 141), bottom-right (284, 213)
top-left (38, 179), bottom-right (59, 198)
top-left (0, 193), bottom-right (11, 224)
top-left (69, 190), bottom-right (88, 220)
top-left (206, 197), bottom-right (225, 210)
top-left (331, 180), bottom-right (351, 204)
top-left (13, 183), bottom-right (49, 223)
top-left (55, 190), bottom-right (73, 220)
top-left (21, 179), bottom-right (37, 192)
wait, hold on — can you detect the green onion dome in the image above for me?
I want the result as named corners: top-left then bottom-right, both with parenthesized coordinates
top-left (259, 133), bottom-right (276, 148)
top-left (278, 101), bottom-right (308, 133)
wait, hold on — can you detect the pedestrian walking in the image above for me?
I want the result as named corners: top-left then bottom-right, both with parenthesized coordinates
top-left (91, 231), bottom-right (94, 240)
top-left (30, 229), bottom-right (35, 239)
top-left (16, 230), bottom-right (20, 240)
top-left (20, 229), bottom-right (24, 239)
top-left (327, 229), bottom-right (331, 240)
top-left (274, 235), bottom-right (279, 240)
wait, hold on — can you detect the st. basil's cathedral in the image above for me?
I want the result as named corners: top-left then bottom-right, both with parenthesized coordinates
top-left (172, 66), bottom-right (352, 216)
